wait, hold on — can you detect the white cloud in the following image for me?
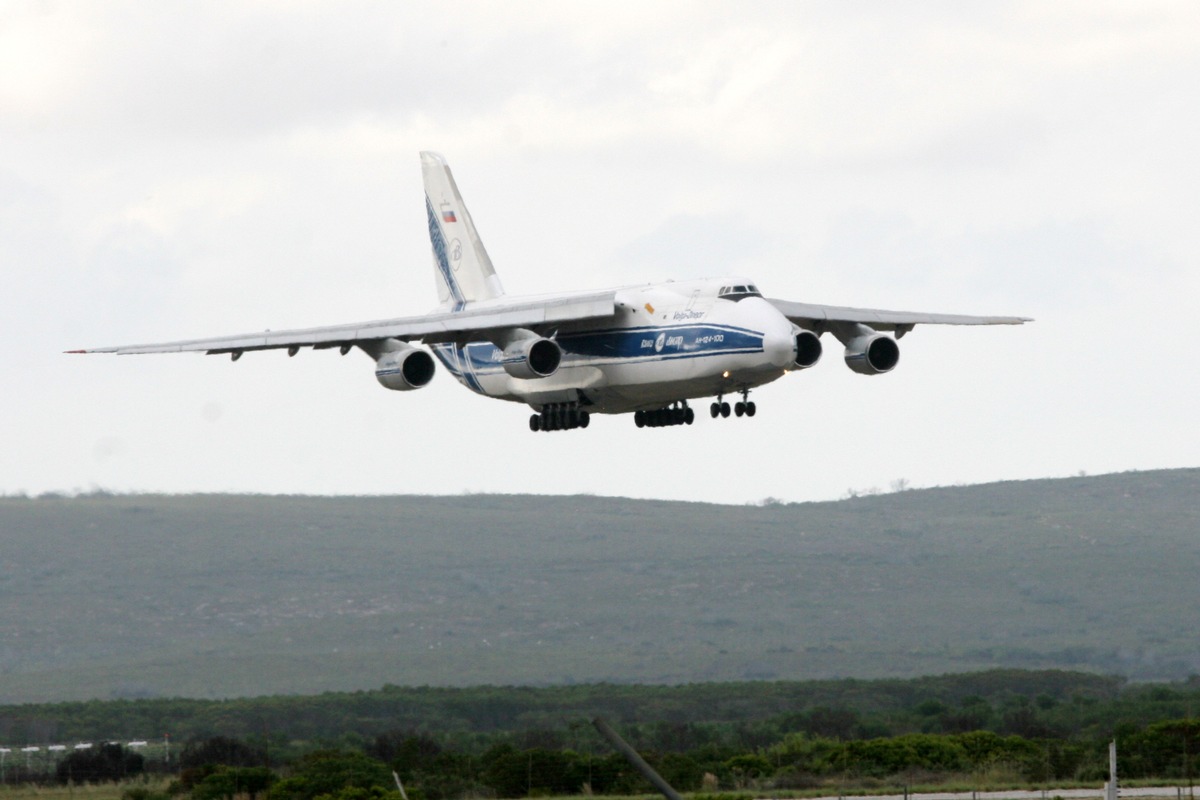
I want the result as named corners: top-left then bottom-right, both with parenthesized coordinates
top-left (2, 1), bottom-right (1198, 501)
top-left (0, 4), bottom-right (97, 117)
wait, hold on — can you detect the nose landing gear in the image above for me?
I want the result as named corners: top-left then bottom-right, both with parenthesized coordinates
top-left (712, 391), bottom-right (756, 419)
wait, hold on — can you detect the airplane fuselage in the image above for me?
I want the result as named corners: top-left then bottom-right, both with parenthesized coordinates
top-left (430, 277), bottom-right (798, 414)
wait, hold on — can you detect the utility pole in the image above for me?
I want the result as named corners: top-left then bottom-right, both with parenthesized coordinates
top-left (1104, 740), bottom-right (1118, 800)
top-left (1185, 720), bottom-right (1193, 800)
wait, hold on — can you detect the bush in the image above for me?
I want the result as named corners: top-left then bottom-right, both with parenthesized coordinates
top-left (58, 743), bottom-right (145, 784)
top-left (122, 787), bottom-right (171, 800)
top-left (192, 766), bottom-right (277, 800)
top-left (181, 737), bottom-right (268, 770)
top-left (270, 751), bottom-right (392, 800)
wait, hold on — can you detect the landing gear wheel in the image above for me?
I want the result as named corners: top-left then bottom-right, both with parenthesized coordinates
top-left (633, 403), bottom-right (695, 429)
top-left (746, 401), bottom-right (756, 417)
top-left (720, 402), bottom-right (731, 418)
top-left (530, 402), bottom-right (592, 432)
top-left (710, 402), bottom-right (720, 418)
top-left (735, 401), bottom-right (745, 417)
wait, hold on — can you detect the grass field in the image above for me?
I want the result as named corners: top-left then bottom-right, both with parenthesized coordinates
top-left (0, 784), bottom-right (139, 800)
top-left (0, 781), bottom-right (1193, 800)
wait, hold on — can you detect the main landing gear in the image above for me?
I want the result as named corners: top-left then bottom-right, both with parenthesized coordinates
top-left (634, 401), bottom-right (695, 428)
top-left (710, 390), bottom-right (756, 419)
top-left (530, 402), bottom-right (589, 432)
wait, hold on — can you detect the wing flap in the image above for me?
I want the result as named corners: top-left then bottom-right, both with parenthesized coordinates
top-left (70, 291), bottom-right (618, 355)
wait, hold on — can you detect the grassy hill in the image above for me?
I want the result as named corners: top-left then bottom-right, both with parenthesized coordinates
top-left (1, 468), bottom-right (1197, 702)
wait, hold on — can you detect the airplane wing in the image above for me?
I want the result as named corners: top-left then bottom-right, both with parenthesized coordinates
top-left (767, 298), bottom-right (1031, 337)
top-left (68, 291), bottom-right (618, 356)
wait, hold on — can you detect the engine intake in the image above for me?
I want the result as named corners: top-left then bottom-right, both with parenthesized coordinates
top-left (793, 330), bottom-right (822, 369)
top-left (374, 345), bottom-right (436, 391)
top-left (500, 337), bottom-right (561, 379)
top-left (844, 333), bottom-right (899, 375)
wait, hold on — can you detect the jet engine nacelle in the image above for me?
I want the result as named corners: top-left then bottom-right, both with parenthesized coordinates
top-left (374, 344), bottom-right (436, 391)
top-left (793, 330), bottom-right (822, 369)
top-left (843, 333), bottom-right (900, 375)
top-left (500, 337), bottom-right (561, 379)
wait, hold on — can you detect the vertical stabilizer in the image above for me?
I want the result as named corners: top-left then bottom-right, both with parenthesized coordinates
top-left (421, 151), bottom-right (505, 310)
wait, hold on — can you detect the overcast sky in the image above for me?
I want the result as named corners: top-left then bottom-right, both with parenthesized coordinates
top-left (3, 2), bottom-right (1197, 504)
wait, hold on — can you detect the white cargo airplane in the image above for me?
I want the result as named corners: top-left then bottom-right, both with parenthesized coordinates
top-left (70, 152), bottom-right (1029, 432)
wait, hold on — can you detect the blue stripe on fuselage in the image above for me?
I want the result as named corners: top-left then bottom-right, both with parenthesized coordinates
top-left (436, 323), bottom-right (766, 378)
top-left (431, 342), bottom-right (485, 393)
top-left (559, 323), bottom-right (761, 360)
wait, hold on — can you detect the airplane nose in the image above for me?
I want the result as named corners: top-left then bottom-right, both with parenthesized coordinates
top-left (763, 326), bottom-right (796, 368)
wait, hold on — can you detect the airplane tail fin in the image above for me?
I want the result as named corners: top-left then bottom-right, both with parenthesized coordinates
top-left (421, 151), bottom-right (505, 310)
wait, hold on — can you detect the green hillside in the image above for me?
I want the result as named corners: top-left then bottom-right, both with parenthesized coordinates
top-left (1, 469), bottom-right (1197, 702)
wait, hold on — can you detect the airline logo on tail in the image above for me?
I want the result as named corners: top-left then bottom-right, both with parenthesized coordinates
top-left (425, 196), bottom-right (467, 310)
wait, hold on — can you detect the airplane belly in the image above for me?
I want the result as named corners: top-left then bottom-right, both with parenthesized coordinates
top-left (557, 321), bottom-right (788, 413)
top-left (435, 309), bottom-right (794, 414)
top-left (586, 356), bottom-right (786, 413)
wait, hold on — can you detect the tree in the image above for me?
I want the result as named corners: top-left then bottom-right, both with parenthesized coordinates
top-left (307, 788), bottom-right (402, 800)
top-left (192, 766), bottom-right (277, 800)
top-left (1123, 719), bottom-right (1200, 779)
top-left (722, 753), bottom-right (772, 787)
top-left (181, 736), bottom-right (268, 770)
top-left (269, 751), bottom-right (392, 800)
top-left (482, 747), bottom-right (584, 798)
top-left (368, 733), bottom-right (442, 780)
top-left (57, 743), bottom-right (144, 784)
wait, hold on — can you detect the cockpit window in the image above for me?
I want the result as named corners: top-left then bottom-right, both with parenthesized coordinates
top-left (718, 284), bottom-right (763, 301)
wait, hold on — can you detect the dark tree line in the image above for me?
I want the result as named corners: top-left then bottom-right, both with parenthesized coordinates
top-left (1, 669), bottom-right (1138, 744)
top-left (8, 716), bottom-right (1200, 797)
top-left (5, 671), bottom-right (1200, 797)
top-left (154, 720), bottom-right (1200, 800)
